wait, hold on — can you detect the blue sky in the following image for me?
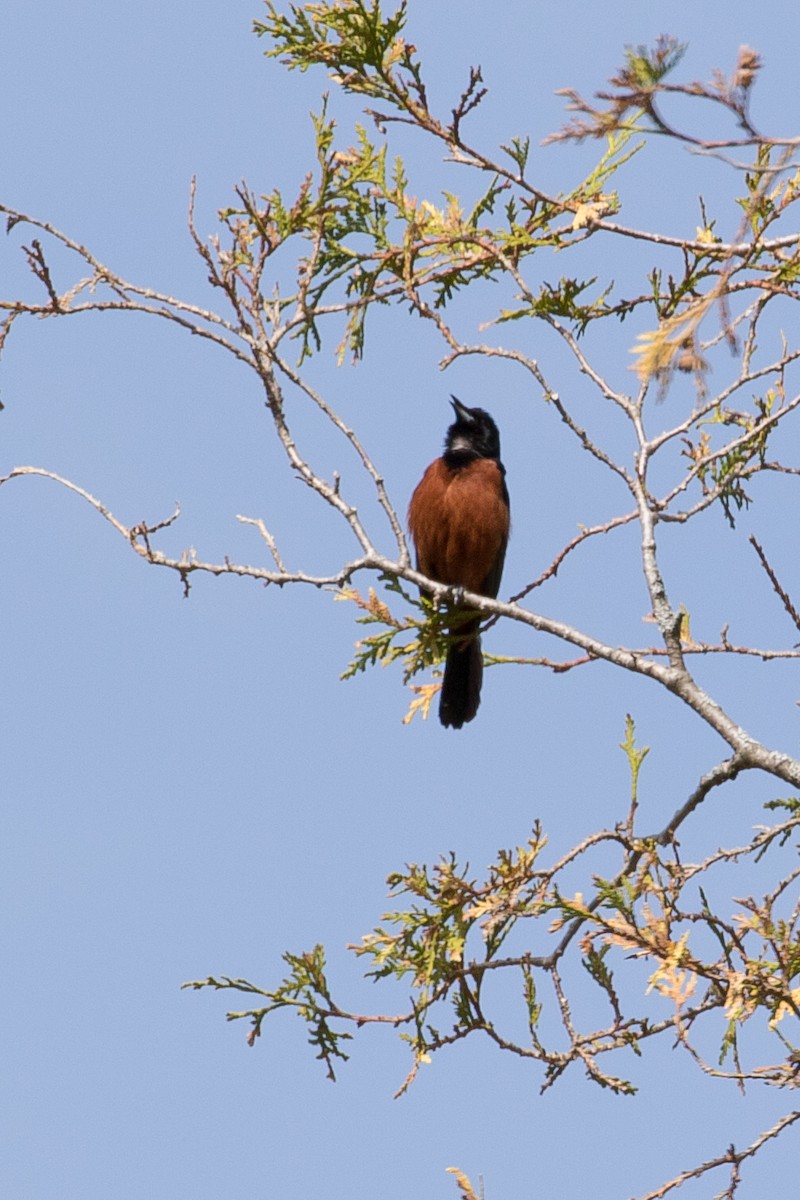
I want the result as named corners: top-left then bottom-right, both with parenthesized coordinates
top-left (3, 4), bottom-right (799, 1198)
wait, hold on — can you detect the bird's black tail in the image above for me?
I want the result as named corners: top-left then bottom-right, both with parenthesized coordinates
top-left (439, 632), bottom-right (483, 729)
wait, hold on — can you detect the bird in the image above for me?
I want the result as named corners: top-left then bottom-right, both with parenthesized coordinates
top-left (408, 396), bottom-right (510, 729)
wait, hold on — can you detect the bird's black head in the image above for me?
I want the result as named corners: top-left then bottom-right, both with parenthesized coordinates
top-left (444, 395), bottom-right (502, 463)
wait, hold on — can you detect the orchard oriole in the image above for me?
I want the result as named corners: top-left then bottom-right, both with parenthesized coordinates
top-left (408, 397), bottom-right (510, 728)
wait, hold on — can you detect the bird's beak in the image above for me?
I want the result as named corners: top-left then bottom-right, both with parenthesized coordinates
top-left (450, 395), bottom-right (473, 423)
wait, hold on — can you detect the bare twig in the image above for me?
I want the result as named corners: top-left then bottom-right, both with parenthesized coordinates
top-left (631, 1108), bottom-right (800, 1200)
top-left (749, 535), bottom-right (800, 634)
